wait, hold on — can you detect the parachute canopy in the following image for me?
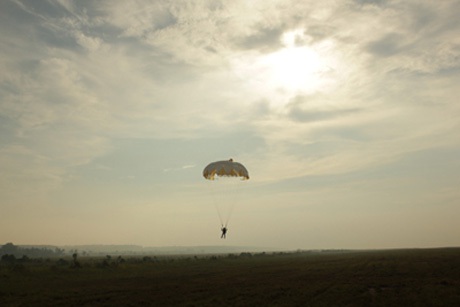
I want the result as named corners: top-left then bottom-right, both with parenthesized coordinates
top-left (203, 158), bottom-right (249, 180)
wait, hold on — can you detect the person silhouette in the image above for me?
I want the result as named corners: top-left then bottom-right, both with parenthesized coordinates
top-left (221, 226), bottom-right (228, 239)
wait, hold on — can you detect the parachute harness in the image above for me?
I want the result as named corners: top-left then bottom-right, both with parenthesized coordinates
top-left (207, 175), bottom-right (241, 228)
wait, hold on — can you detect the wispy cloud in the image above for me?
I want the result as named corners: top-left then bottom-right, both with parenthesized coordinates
top-left (163, 164), bottom-right (196, 172)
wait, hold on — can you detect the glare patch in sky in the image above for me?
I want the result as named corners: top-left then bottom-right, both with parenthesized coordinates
top-left (230, 29), bottom-right (340, 109)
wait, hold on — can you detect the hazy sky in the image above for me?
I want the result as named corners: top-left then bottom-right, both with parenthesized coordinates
top-left (1, 0), bottom-right (459, 250)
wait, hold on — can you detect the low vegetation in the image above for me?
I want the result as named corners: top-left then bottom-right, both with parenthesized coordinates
top-left (1, 248), bottom-right (459, 306)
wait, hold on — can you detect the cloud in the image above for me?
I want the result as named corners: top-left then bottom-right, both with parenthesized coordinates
top-left (0, 144), bottom-right (64, 205)
top-left (286, 95), bottom-right (363, 123)
top-left (1, 0), bottom-right (460, 200)
top-left (235, 25), bottom-right (285, 52)
top-left (366, 33), bottom-right (407, 57)
top-left (163, 164), bottom-right (196, 172)
top-left (182, 164), bottom-right (196, 169)
top-left (354, 0), bottom-right (387, 6)
top-left (360, 1), bottom-right (460, 73)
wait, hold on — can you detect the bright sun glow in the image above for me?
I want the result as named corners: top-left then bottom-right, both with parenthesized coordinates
top-left (260, 46), bottom-right (324, 93)
top-left (232, 30), bottom-right (337, 105)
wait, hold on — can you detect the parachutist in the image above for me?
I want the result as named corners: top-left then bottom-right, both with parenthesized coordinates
top-left (221, 226), bottom-right (228, 239)
top-left (203, 159), bottom-right (249, 233)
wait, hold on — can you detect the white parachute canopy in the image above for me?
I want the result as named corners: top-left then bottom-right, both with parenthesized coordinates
top-left (203, 159), bottom-right (249, 228)
top-left (202, 158), bottom-right (249, 180)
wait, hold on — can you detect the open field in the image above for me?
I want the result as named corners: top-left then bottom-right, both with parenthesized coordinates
top-left (1, 248), bottom-right (460, 306)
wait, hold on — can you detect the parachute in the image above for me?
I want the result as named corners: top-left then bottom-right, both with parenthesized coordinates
top-left (203, 159), bottom-right (249, 229)
top-left (203, 158), bottom-right (249, 180)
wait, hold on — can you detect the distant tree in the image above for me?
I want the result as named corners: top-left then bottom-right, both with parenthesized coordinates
top-left (54, 247), bottom-right (65, 256)
top-left (143, 256), bottom-right (152, 262)
top-left (1, 243), bottom-right (66, 258)
top-left (0, 243), bottom-right (19, 255)
top-left (72, 252), bottom-right (81, 268)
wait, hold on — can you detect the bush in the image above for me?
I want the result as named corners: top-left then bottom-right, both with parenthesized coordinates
top-left (1, 254), bottom-right (16, 264)
top-left (56, 258), bottom-right (69, 266)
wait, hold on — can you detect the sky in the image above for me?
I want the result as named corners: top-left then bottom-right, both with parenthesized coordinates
top-left (1, 0), bottom-right (459, 250)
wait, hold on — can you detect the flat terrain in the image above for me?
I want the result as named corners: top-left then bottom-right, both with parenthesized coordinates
top-left (1, 248), bottom-right (460, 306)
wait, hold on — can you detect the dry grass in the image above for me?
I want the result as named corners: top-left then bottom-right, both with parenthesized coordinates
top-left (1, 248), bottom-right (460, 306)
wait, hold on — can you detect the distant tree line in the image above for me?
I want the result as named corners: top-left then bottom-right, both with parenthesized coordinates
top-left (0, 242), bottom-right (65, 260)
